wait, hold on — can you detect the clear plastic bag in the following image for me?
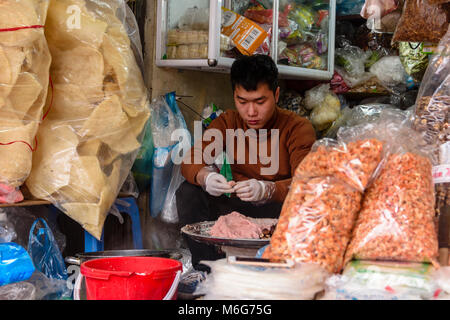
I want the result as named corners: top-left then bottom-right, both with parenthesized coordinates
top-left (369, 56), bottom-right (409, 92)
top-left (150, 92), bottom-right (191, 219)
top-left (27, 218), bottom-right (68, 281)
top-left (25, 271), bottom-right (72, 300)
top-left (412, 28), bottom-right (449, 251)
top-left (392, 0), bottom-right (449, 44)
top-left (0, 209), bottom-right (16, 243)
top-left (0, 0), bottom-right (51, 203)
top-left (263, 176), bottom-right (362, 274)
top-left (335, 44), bottom-right (372, 77)
top-left (344, 112), bottom-right (439, 266)
top-left (0, 282), bottom-right (36, 300)
top-left (304, 84), bottom-right (342, 131)
top-left (413, 27), bottom-right (449, 154)
top-left (195, 259), bottom-right (329, 300)
top-left (295, 138), bottom-right (384, 192)
top-left (323, 260), bottom-right (440, 300)
top-left (25, 0), bottom-right (151, 240)
top-left (324, 104), bottom-right (396, 139)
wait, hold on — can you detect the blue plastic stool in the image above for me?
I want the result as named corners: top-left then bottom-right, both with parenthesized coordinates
top-left (84, 197), bottom-right (144, 253)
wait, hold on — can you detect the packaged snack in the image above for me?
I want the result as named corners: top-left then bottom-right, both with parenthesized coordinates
top-left (399, 42), bottom-right (429, 82)
top-left (392, 0), bottom-right (449, 44)
top-left (221, 7), bottom-right (268, 56)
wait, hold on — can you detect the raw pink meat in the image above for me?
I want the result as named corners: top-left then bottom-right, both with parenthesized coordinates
top-left (210, 211), bottom-right (271, 239)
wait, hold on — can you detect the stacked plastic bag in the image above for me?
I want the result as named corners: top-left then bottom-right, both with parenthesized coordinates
top-left (0, 0), bottom-right (52, 203)
top-left (195, 259), bottom-right (329, 300)
top-left (25, 0), bottom-right (150, 239)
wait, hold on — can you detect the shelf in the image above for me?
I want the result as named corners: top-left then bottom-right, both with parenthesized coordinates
top-left (0, 193), bottom-right (135, 208)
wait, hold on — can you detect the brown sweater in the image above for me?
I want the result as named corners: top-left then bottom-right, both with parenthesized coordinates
top-left (181, 107), bottom-right (316, 203)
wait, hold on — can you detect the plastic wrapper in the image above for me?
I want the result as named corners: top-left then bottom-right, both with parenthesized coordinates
top-left (304, 84), bottom-right (342, 131)
top-left (344, 143), bottom-right (439, 265)
top-left (166, 30), bottom-right (209, 60)
top-left (0, 282), bottom-right (36, 300)
top-left (334, 66), bottom-right (374, 89)
top-left (399, 42), bottom-right (429, 82)
top-left (335, 45), bottom-right (372, 77)
top-left (0, 243), bottom-right (35, 286)
top-left (392, 0), bottom-right (449, 44)
top-left (296, 138), bottom-right (384, 192)
top-left (0, 0), bottom-right (51, 203)
top-left (25, 271), bottom-right (72, 300)
top-left (263, 176), bottom-right (362, 274)
top-left (330, 71), bottom-right (350, 94)
top-left (221, 7), bottom-right (269, 56)
top-left (0, 209), bottom-right (16, 243)
top-left (150, 93), bottom-right (190, 220)
top-left (369, 56), bottom-right (409, 91)
top-left (27, 218), bottom-right (68, 281)
top-left (324, 104), bottom-right (396, 139)
top-left (323, 260), bottom-right (440, 300)
top-left (195, 259), bottom-right (329, 300)
top-left (25, 0), bottom-right (150, 240)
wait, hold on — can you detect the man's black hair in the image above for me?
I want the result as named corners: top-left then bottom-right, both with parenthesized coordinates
top-left (230, 54), bottom-right (279, 95)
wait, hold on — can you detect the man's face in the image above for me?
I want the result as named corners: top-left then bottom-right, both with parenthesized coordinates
top-left (234, 83), bottom-right (280, 130)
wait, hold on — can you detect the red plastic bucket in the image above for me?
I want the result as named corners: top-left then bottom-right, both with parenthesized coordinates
top-left (80, 257), bottom-right (183, 300)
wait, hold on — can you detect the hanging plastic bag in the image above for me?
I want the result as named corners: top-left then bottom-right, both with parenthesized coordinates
top-left (0, 243), bottom-right (35, 286)
top-left (392, 0), bottom-right (449, 44)
top-left (25, 0), bottom-right (151, 240)
top-left (0, 0), bottom-right (51, 203)
top-left (151, 92), bottom-right (191, 220)
top-left (27, 218), bottom-right (68, 281)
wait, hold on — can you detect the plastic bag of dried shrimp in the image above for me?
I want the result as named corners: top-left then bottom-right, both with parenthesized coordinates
top-left (344, 110), bottom-right (440, 267)
top-left (263, 176), bottom-right (363, 274)
top-left (295, 138), bottom-right (384, 192)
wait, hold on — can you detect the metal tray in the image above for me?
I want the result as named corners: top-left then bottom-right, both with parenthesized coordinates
top-left (181, 219), bottom-right (277, 249)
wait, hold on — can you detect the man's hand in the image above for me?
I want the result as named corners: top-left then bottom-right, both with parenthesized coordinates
top-left (234, 179), bottom-right (267, 202)
top-left (204, 172), bottom-right (235, 197)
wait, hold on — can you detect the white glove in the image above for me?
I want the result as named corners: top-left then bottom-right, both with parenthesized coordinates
top-left (234, 179), bottom-right (268, 202)
top-left (204, 172), bottom-right (234, 197)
